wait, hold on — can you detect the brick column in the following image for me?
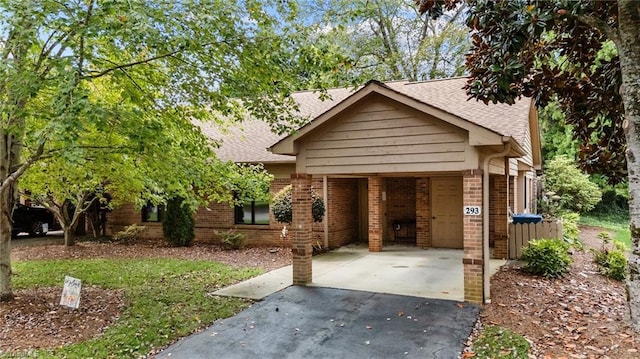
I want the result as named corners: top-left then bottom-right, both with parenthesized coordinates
top-left (492, 175), bottom-right (508, 259)
top-left (463, 169), bottom-right (483, 304)
top-left (291, 173), bottom-right (313, 285)
top-left (416, 178), bottom-right (430, 248)
top-left (368, 176), bottom-right (383, 252)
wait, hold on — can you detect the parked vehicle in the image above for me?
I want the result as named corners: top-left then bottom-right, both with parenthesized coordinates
top-left (12, 204), bottom-right (59, 237)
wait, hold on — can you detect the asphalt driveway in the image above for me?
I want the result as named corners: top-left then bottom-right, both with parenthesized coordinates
top-left (156, 286), bottom-right (480, 359)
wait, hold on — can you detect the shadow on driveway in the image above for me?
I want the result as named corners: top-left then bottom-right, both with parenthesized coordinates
top-left (157, 286), bottom-right (479, 359)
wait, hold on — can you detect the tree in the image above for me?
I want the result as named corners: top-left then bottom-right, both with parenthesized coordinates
top-left (543, 156), bottom-right (602, 214)
top-left (307, 0), bottom-right (470, 81)
top-left (417, 0), bottom-right (640, 330)
top-left (162, 197), bottom-right (195, 247)
top-left (0, 1), bottom-right (350, 301)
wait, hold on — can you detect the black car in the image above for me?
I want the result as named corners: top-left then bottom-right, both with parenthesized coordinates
top-left (12, 204), bottom-right (59, 237)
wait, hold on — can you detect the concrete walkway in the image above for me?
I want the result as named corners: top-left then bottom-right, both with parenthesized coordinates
top-left (214, 244), bottom-right (506, 301)
top-left (157, 286), bottom-right (481, 359)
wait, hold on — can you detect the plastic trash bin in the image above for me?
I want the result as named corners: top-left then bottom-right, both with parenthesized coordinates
top-left (512, 213), bottom-right (543, 224)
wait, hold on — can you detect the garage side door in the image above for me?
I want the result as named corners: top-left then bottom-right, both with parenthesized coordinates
top-left (431, 177), bottom-right (463, 248)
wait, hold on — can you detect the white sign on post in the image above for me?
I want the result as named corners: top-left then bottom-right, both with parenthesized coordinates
top-left (60, 276), bottom-right (82, 309)
top-left (463, 206), bottom-right (482, 215)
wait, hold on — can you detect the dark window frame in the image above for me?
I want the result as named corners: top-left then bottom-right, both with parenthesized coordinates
top-left (141, 202), bottom-right (164, 223)
top-left (234, 195), bottom-right (269, 225)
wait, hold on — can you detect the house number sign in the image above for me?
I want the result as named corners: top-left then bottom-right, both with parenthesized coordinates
top-left (463, 206), bottom-right (481, 215)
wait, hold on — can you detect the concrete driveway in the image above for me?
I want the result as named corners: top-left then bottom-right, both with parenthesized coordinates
top-left (156, 286), bottom-right (480, 359)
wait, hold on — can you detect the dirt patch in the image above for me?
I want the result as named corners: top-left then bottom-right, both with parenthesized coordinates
top-left (466, 226), bottom-right (638, 358)
top-left (2, 240), bottom-right (292, 354)
top-left (0, 286), bottom-right (125, 352)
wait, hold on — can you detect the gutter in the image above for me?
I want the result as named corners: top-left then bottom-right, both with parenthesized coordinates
top-left (481, 138), bottom-right (511, 304)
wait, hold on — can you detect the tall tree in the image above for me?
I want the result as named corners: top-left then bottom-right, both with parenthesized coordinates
top-left (0, 0), bottom-right (349, 301)
top-left (417, 0), bottom-right (640, 330)
top-left (307, 0), bottom-right (470, 81)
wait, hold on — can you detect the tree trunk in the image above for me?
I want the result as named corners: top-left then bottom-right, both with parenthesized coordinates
top-left (617, 0), bottom-right (640, 331)
top-left (0, 185), bottom-right (14, 302)
top-left (63, 225), bottom-right (75, 247)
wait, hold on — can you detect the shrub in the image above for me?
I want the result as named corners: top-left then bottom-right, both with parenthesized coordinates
top-left (521, 238), bottom-right (572, 278)
top-left (561, 212), bottom-right (583, 250)
top-left (271, 185), bottom-right (325, 224)
top-left (591, 232), bottom-right (628, 281)
top-left (542, 156), bottom-right (602, 213)
top-left (113, 224), bottom-right (146, 245)
top-left (216, 228), bottom-right (247, 250)
top-left (162, 197), bottom-right (195, 247)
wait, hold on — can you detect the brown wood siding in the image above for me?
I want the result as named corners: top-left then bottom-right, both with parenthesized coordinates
top-left (302, 97), bottom-right (468, 175)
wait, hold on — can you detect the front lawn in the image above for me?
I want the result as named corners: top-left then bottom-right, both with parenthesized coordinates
top-left (580, 213), bottom-right (631, 248)
top-left (4, 258), bottom-right (260, 358)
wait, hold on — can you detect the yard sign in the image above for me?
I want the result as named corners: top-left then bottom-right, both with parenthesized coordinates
top-left (60, 276), bottom-right (82, 309)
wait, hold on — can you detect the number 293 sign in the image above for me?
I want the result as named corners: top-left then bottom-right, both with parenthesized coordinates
top-left (463, 206), bottom-right (481, 215)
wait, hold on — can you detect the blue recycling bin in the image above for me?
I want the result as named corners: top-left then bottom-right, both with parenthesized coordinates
top-left (512, 213), bottom-right (543, 224)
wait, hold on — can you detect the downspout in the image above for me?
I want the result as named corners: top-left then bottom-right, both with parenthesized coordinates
top-left (323, 175), bottom-right (329, 249)
top-left (481, 138), bottom-right (511, 304)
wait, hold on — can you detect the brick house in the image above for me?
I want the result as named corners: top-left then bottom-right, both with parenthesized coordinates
top-left (107, 77), bottom-right (541, 304)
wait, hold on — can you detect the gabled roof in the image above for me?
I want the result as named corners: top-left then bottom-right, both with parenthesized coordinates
top-left (201, 77), bottom-right (540, 166)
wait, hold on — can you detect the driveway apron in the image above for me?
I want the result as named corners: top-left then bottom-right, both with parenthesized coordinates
top-left (156, 286), bottom-right (480, 359)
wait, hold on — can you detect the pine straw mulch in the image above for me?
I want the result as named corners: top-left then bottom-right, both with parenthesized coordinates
top-left (464, 226), bottom-right (639, 358)
top-left (1, 239), bottom-right (292, 354)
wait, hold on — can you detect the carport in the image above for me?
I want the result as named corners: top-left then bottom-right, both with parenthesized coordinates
top-left (215, 244), bottom-right (506, 302)
top-left (270, 79), bottom-right (537, 304)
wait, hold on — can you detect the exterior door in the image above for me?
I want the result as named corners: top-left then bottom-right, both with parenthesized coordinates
top-left (431, 177), bottom-right (463, 248)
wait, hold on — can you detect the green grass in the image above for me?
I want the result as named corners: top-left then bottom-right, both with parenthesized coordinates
top-left (471, 326), bottom-right (530, 359)
top-left (580, 213), bottom-right (631, 248)
top-left (6, 258), bottom-right (262, 358)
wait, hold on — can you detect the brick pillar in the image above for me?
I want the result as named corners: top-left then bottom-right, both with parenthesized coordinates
top-left (492, 175), bottom-right (508, 259)
top-left (368, 176), bottom-right (383, 252)
top-left (463, 169), bottom-right (483, 304)
top-left (416, 178), bottom-right (430, 248)
top-left (291, 173), bottom-right (313, 285)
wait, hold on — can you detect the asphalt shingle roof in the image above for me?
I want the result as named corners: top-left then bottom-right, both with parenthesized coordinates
top-left (199, 77), bottom-right (532, 163)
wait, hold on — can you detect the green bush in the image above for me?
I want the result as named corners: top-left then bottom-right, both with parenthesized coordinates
top-left (591, 232), bottom-right (628, 281)
top-left (521, 238), bottom-right (572, 278)
top-left (112, 224), bottom-right (147, 245)
top-left (162, 197), bottom-right (195, 247)
top-left (543, 156), bottom-right (602, 213)
top-left (216, 228), bottom-right (247, 250)
top-left (271, 185), bottom-right (325, 224)
top-left (561, 212), bottom-right (583, 250)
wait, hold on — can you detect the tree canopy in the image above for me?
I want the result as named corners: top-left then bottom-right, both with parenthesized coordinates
top-left (306, 0), bottom-right (470, 81)
top-left (417, 0), bottom-right (640, 330)
top-left (0, 0), bottom-right (350, 301)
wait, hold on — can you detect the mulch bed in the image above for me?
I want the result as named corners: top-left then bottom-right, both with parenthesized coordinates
top-left (465, 226), bottom-right (638, 358)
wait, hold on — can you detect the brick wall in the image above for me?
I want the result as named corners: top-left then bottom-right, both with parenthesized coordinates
top-left (492, 175), bottom-right (508, 259)
top-left (327, 178), bottom-right (359, 248)
top-left (463, 169), bottom-right (483, 304)
top-left (386, 178), bottom-right (416, 242)
top-left (416, 178), bottom-right (430, 248)
top-left (368, 176), bottom-right (383, 252)
top-left (106, 177), bottom-right (359, 249)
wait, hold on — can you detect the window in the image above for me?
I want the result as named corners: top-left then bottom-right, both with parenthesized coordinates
top-left (234, 198), bottom-right (269, 225)
top-left (142, 202), bottom-right (164, 222)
